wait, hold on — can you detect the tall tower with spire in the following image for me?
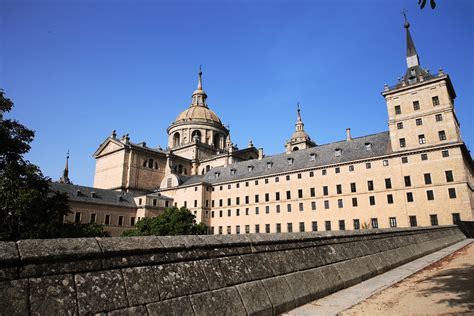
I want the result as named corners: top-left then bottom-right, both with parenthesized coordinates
top-left (285, 103), bottom-right (316, 153)
top-left (382, 13), bottom-right (461, 152)
top-left (59, 151), bottom-right (71, 184)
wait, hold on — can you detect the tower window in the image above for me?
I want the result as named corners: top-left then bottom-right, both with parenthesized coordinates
top-left (416, 118), bottom-right (423, 126)
top-left (397, 122), bottom-right (404, 129)
top-left (421, 153), bottom-right (428, 161)
top-left (366, 162), bottom-right (372, 169)
top-left (445, 170), bottom-right (454, 182)
top-left (413, 101), bottom-right (420, 111)
top-left (435, 114), bottom-right (443, 122)
top-left (442, 150), bottom-right (449, 157)
top-left (418, 134), bottom-right (426, 144)
top-left (432, 96), bottom-right (440, 106)
top-left (395, 105), bottom-right (401, 115)
top-left (448, 188), bottom-right (457, 199)
top-left (399, 138), bottom-right (406, 148)
top-left (438, 130), bottom-right (446, 141)
top-left (401, 156), bottom-right (408, 163)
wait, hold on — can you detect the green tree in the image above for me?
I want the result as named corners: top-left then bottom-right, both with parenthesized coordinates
top-left (122, 206), bottom-right (208, 236)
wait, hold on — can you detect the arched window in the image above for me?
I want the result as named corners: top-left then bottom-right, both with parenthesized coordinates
top-left (213, 134), bottom-right (220, 148)
top-left (148, 158), bottom-right (154, 168)
top-left (293, 146), bottom-right (299, 151)
top-left (173, 132), bottom-right (180, 147)
top-left (192, 130), bottom-right (201, 141)
top-left (178, 164), bottom-right (183, 174)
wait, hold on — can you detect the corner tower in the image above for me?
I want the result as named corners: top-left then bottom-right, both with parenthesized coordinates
top-left (382, 16), bottom-right (461, 152)
top-left (285, 104), bottom-right (316, 153)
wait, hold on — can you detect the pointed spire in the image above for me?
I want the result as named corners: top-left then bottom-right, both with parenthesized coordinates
top-left (197, 64), bottom-right (203, 90)
top-left (295, 103), bottom-right (304, 132)
top-left (401, 9), bottom-right (420, 68)
top-left (60, 150), bottom-right (71, 184)
top-left (191, 65), bottom-right (207, 107)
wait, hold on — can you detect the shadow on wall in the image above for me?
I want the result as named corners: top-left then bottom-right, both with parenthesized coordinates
top-left (419, 263), bottom-right (474, 310)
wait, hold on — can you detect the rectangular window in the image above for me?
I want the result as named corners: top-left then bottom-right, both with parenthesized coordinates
top-left (399, 138), bottom-right (406, 148)
top-left (395, 105), bottom-right (401, 115)
top-left (452, 213), bottom-right (461, 224)
top-left (105, 215), bottom-right (110, 225)
top-left (130, 217), bottom-right (135, 226)
top-left (389, 217), bottom-right (397, 228)
top-left (409, 215), bottom-right (417, 227)
top-left (255, 180), bottom-right (258, 186)
top-left (427, 190), bottom-right (434, 200)
top-left (286, 175), bottom-right (290, 181)
top-left (367, 180), bottom-right (374, 191)
top-left (435, 114), bottom-right (443, 121)
top-left (287, 223), bottom-right (293, 233)
top-left (265, 193), bottom-right (269, 202)
top-left (445, 170), bottom-right (454, 182)
top-left (227, 226), bottom-right (231, 234)
top-left (351, 182), bottom-right (357, 193)
top-left (236, 209), bottom-right (240, 216)
top-left (312, 221), bottom-right (318, 231)
top-left (432, 96), bottom-right (440, 106)
top-left (311, 201), bottom-right (316, 210)
top-left (430, 214), bottom-right (438, 226)
top-left (276, 205), bottom-right (281, 213)
top-left (299, 202), bottom-right (304, 211)
top-left (353, 219), bottom-right (360, 230)
top-left (402, 156), bottom-right (408, 163)
top-left (265, 178), bottom-right (268, 184)
top-left (211, 211), bottom-right (215, 218)
top-left (236, 197), bottom-right (240, 205)
top-left (323, 186), bottom-right (328, 196)
top-left (335, 167), bottom-right (340, 174)
top-left (397, 122), bottom-right (404, 129)
top-left (369, 196), bottom-right (376, 206)
top-left (297, 173), bottom-right (302, 179)
top-left (184, 201), bottom-right (187, 208)
top-left (448, 188), bottom-right (457, 199)
top-left (245, 225), bottom-right (250, 234)
top-left (322, 169), bottom-right (327, 175)
top-left (336, 184), bottom-right (342, 194)
top-left (371, 218), bottom-right (379, 229)
top-left (255, 207), bottom-right (259, 215)
top-left (220, 199), bottom-right (223, 207)
top-left (325, 221), bottom-right (331, 231)
top-left (276, 223), bottom-right (281, 233)
top-left (218, 226), bottom-right (223, 235)
top-left (349, 165), bottom-right (354, 172)
top-left (385, 178), bottom-right (392, 189)
top-left (228, 209), bottom-right (231, 217)
top-left (337, 199), bottom-right (343, 208)
top-left (118, 216), bottom-right (123, 226)
top-left (74, 212), bottom-right (81, 224)
top-left (406, 192), bottom-right (414, 202)
top-left (298, 189), bottom-right (303, 198)
top-left (442, 150), bottom-right (449, 157)
top-left (255, 195), bottom-right (259, 203)
top-left (265, 206), bottom-right (269, 214)
top-left (387, 194), bottom-right (394, 204)
top-left (236, 225), bottom-right (240, 234)
top-left (153, 199), bottom-right (157, 206)
top-left (383, 159), bottom-right (389, 166)
top-left (324, 200), bottom-right (329, 209)
top-left (366, 162), bottom-right (372, 169)
top-left (286, 191), bottom-right (291, 200)
top-left (424, 173), bottom-right (432, 185)
top-left (416, 118), bottom-right (423, 126)
top-left (275, 177), bottom-right (279, 182)
top-left (219, 210), bottom-right (223, 217)
top-left (255, 224), bottom-right (260, 233)
top-left (245, 196), bottom-right (249, 204)
top-left (90, 213), bottom-right (96, 224)
top-left (245, 208), bottom-right (249, 216)
top-left (299, 222), bottom-right (305, 232)
top-left (339, 220), bottom-right (345, 231)
top-left (438, 130), bottom-right (446, 141)
top-left (309, 171), bottom-right (314, 177)
top-left (211, 200), bottom-right (215, 208)
top-left (310, 187), bottom-right (316, 197)
top-left (276, 192), bottom-right (280, 201)
top-left (352, 197), bottom-right (358, 207)
top-left (287, 204), bottom-right (292, 212)
top-left (265, 224), bottom-right (270, 233)
top-left (404, 176), bottom-right (411, 187)
top-left (421, 153), bottom-right (428, 161)
top-left (418, 134), bottom-right (426, 144)
top-left (413, 100), bottom-right (420, 110)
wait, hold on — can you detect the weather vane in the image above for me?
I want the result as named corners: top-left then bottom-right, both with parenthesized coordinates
top-left (401, 8), bottom-right (408, 22)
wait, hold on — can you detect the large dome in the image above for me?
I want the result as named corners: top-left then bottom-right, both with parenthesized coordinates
top-left (175, 106), bottom-right (222, 124)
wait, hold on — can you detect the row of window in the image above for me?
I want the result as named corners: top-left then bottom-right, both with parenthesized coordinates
top-left (399, 131), bottom-right (446, 148)
top-left (211, 213), bottom-right (461, 235)
top-left (394, 96), bottom-right (440, 115)
top-left (209, 150), bottom-right (451, 193)
top-left (73, 212), bottom-right (136, 227)
top-left (208, 171), bottom-right (454, 208)
top-left (396, 113), bottom-right (444, 130)
top-left (210, 187), bottom-right (458, 218)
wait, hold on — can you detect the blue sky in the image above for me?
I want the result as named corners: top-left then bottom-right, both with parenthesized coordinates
top-left (1, 0), bottom-right (473, 186)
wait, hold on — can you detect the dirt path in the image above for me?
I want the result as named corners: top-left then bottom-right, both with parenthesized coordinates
top-left (340, 242), bottom-right (474, 315)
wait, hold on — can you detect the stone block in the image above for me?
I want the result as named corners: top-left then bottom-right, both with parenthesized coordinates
top-left (0, 279), bottom-right (29, 315)
top-left (317, 265), bottom-right (344, 294)
top-left (75, 270), bottom-right (128, 315)
top-left (284, 272), bottom-right (312, 307)
top-left (262, 251), bottom-right (293, 276)
top-left (218, 255), bottom-right (252, 286)
top-left (0, 242), bottom-right (19, 280)
top-left (122, 266), bottom-right (160, 305)
top-left (198, 259), bottom-right (226, 290)
top-left (317, 245), bottom-right (339, 264)
top-left (146, 296), bottom-right (194, 316)
top-left (189, 287), bottom-right (247, 316)
top-left (108, 306), bottom-right (147, 316)
top-left (261, 276), bottom-right (296, 314)
top-left (240, 253), bottom-right (275, 281)
top-left (236, 280), bottom-right (273, 316)
top-left (153, 261), bottom-right (209, 300)
top-left (29, 274), bottom-right (77, 315)
top-left (300, 268), bottom-right (328, 300)
top-left (20, 259), bottom-right (102, 279)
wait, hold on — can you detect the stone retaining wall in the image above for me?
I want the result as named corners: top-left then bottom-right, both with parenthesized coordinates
top-left (0, 225), bottom-right (466, 315)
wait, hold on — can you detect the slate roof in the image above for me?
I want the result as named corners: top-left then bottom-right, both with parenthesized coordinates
top-left (179, 131), bottom-right (392, 186)
top-left (50, 182), bottom-right (138, 208)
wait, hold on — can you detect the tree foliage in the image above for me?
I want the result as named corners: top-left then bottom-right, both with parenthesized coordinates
top-left (122, 206), bottom-right (208, 236)
top-left (0, 90), bottom-right (108, 240)
top-left (419, 0), bottom-right (436, 10)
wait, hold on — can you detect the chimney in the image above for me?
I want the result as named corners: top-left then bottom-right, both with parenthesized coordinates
top-left (346, 128), bottom-right (352, 141)
top-left (258, 148), bottom-right (264, 160)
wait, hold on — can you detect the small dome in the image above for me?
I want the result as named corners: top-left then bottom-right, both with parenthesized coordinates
top-left (291, 130), bottom-right (311, 141)
top-left (175, 106), bottom-right (222, 124)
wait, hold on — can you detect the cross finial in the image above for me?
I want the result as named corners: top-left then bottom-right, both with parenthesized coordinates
top-left (297, 102), bottom-right (300, 112)
top-left (66, 149), bottom-right (70, 160)
top-left (401, 8), bottom-right (408, 22)
top-left (199, 64), bottom-right (202, 75)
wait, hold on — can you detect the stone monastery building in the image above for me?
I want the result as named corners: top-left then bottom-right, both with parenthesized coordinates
top-left (53, 19), bottom-right (474, 236)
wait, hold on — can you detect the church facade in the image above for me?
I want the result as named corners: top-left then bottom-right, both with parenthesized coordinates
top-left (56, 20), bottom-right (473, 236)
